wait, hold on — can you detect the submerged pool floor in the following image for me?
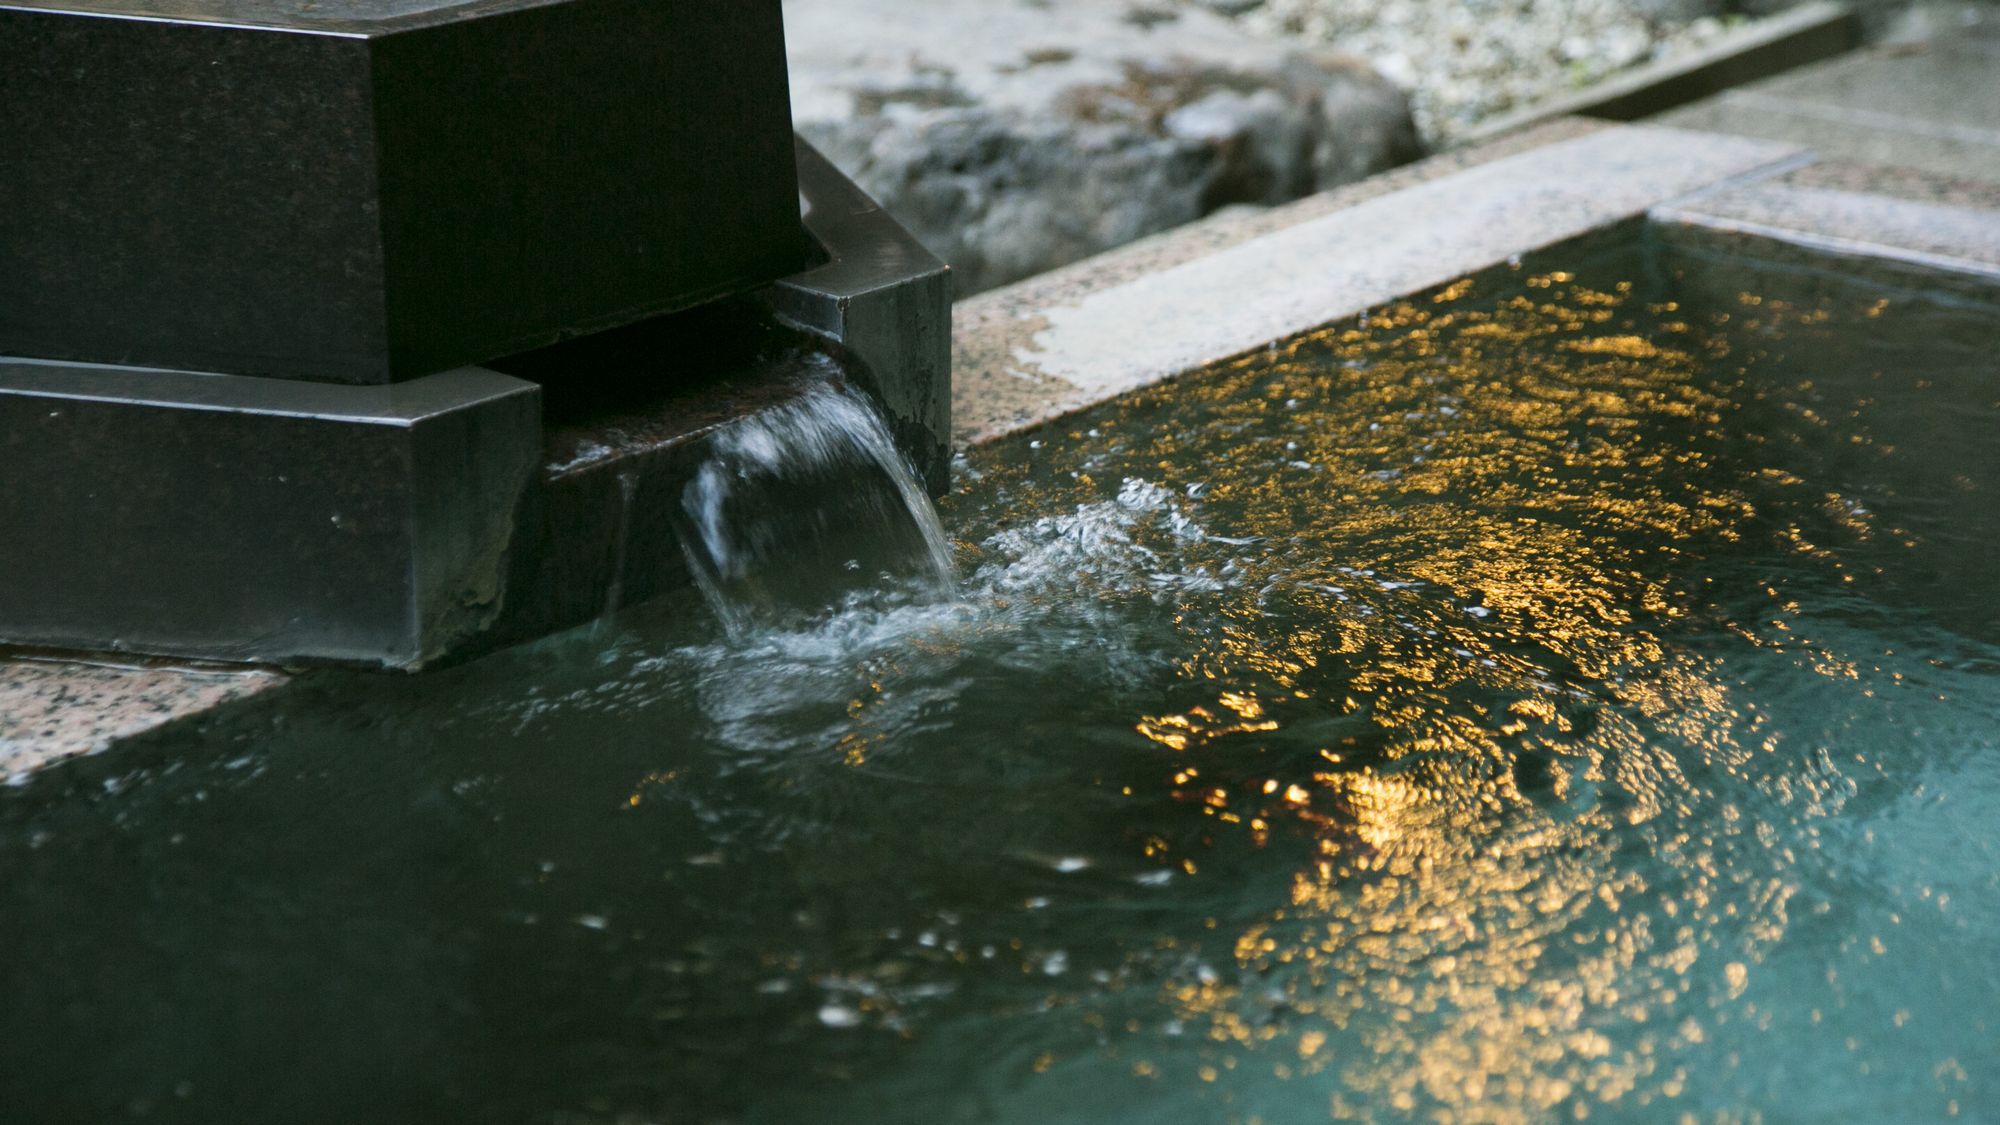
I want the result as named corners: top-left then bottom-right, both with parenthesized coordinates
top-left (4, 257), bottom-right (1998, 1123)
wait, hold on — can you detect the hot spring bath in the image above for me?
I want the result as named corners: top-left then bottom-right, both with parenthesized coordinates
top-left (4, 242), bottom-right (1996, 1122)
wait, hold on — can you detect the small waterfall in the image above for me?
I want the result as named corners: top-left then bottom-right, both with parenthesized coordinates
top-left (677, 381), bottom-right (956, 631)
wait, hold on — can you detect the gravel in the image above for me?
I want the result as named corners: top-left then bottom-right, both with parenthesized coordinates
top-left (1215, 0), bottom-right (1751, 142)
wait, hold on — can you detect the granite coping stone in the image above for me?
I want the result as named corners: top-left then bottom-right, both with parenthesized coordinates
top-left (948, 117), bottom-right (1611, 447)
top-left (1653, 169), bottom-right (2000, 283)
top-left (0, 659), bottom-right (284, 784)
top-left (951, 122), bottom-right (1806, 445)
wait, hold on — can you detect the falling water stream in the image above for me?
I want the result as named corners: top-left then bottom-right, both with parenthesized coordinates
top-left (677, 381), bottom-right (956, 631)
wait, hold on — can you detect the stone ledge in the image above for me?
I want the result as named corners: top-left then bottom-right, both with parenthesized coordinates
top-left (0, 659), bottom-right (284, 784)
top-left (1653, 174), bottom-right (2000, 282)
top-left (951, 121), bottom-right (1804, 445)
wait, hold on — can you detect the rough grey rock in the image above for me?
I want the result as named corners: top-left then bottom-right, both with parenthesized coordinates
top-left (1235, 0), bottom-right (1746, 142)
top-left (785, 0), bottom-right (1420, 295)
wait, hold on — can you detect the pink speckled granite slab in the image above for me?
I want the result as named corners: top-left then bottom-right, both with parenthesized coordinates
top-left (0, 659), bottom-right (284, 783)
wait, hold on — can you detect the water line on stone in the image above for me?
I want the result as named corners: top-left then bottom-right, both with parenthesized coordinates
top-left (676, 380), bottom-right (955, 632)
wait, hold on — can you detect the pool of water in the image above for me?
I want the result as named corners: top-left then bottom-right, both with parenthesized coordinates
top-left (4, 247), bottom-right (1998, 1123)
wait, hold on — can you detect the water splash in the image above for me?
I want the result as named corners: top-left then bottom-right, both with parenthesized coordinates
top-left (677, 381), bottom-right (956, 631)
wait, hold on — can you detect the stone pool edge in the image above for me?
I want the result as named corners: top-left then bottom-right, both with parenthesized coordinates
top-left (1, 658), bottom-right (285, 785)
top-left (12, 114), bottom-right (1992, 782)
top-left (951, 120), bottom-right (1808, 446)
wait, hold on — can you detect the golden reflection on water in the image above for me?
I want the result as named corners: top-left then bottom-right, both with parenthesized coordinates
top-left (997, 271), bottom-right (1870, 1121)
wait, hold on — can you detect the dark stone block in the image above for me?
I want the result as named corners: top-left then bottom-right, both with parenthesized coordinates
top-left (0, 361), bottom-right (540, 666)
top-left (0, 142), bottom-right (951, 670)
top-left (0, 0), bottom-right (805, 384)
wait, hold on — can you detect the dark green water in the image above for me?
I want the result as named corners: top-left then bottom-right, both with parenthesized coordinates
top-left (4, 255), bottom-right (1998, 1124)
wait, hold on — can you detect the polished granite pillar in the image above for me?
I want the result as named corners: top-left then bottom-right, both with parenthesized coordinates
top-left (0, 0), bottom-right (805, 384)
